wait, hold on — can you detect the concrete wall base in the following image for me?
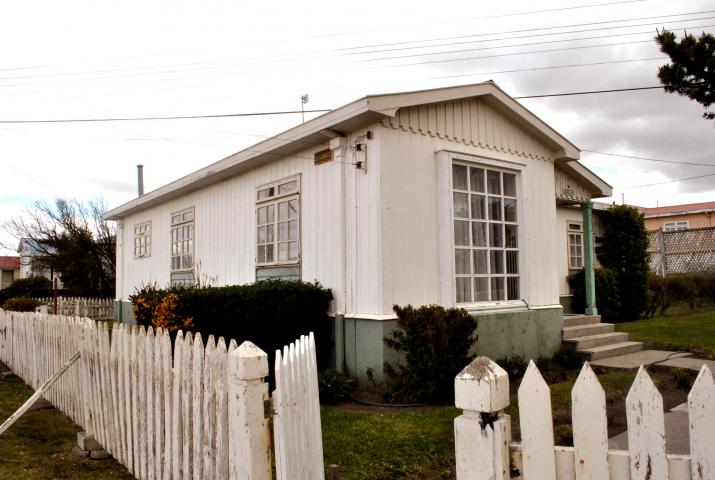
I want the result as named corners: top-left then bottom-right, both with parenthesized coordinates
top-left (331, 306), bottom-right (564, 384)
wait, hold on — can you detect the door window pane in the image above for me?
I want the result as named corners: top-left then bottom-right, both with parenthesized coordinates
top-left (507, 277), bottom-right (519, 300)
top-left (506, 251), bottom-right (519, 274)
top-left (453, 164), bottom-right (468, 190)
top-left (503, 173), bottom-right (516, 197)
top-left (474, 278), bottom-right (489, 301)
top-left (489, 223), bottom-right (503, 248)
top-left (471, 194), bottom-right (485, 220)
top-left (505, 225), bottom-right (518, 248)
top-left (456, 277), bottom-right (471, 303)
top-left (454, 193), bottom-right (469, 218)
top-left (504, 198), bottom-right (517, 222)
top-left (472, 222), bottom-right (487, 247)
top-left (470, 167), bottom-right (485, 192)
top-left (473, 250), bottom-right (488, 274)
top-left (455, 221), bottom-right (470, 246)
top-left (455, 249), bottom-right (471, 274)
top-left (488, 197), bottom-right (502, 221)
top-left (487, 170), bottom-right (501, 194)
top-left (490, 250), bottom-right (504, 274)
top-left (491, 277), bottom-right (505, 300)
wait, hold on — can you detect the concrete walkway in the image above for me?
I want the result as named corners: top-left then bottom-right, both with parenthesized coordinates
top-left (609, 403), bottom-right (691, 454)
top-left (590, 349), bottom-right (715, 371)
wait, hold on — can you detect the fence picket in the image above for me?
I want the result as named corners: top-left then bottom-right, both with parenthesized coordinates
top-left (172, 330), bottom-right (185, 480)
top-left (215, 338), bottom-right (229, 480)
top-left (518, 361), bottom-right (556, 480)
top-left (626, 366), bottom-right (668, 480)
top-left (182, 332), bottom-right (194, 480)
top-left (688, 365), bottom-right (715, 480)
top-left (203, 335), bottom-right (216, 480)
top-left (161, 329), bottom-right (172, 480)
top-left (192, 333), bottom-right (205, 480)
top-left (572, 362), bottom-right (609, 480)
top-left (146, 327), bottom-right (155, 480)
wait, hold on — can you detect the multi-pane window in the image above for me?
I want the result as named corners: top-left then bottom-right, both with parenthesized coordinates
top-left (170, 208), bottom-right (194, 273)
top-left (256, 177), bottom-right (300, 265)
top-left (663, 220), bottom-right (688, 231)
top-left (568, 222), bottom-right (584, 270)
top-left (453, 163), bottom-right (520, 303)
top-left (134, 221), bottom-right (151, 258)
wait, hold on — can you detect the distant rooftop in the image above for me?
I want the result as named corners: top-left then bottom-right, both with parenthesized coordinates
top-left (0, 256), bottom-right (20, 270)
top-left (639, 201), bottom-right (715, 217)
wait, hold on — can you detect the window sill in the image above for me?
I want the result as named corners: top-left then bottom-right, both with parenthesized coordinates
top-left (458, 300), bottom-right (527, 313)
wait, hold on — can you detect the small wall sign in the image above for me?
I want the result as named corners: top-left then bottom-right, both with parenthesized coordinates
top-left (314, 148), bottom-right (333, 165)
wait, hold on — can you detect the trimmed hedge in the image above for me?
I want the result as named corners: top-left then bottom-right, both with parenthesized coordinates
top-left (567, 268), bottom-right (621, 322)
top-left (646, 271), bottom-right (715, 317)
top-left (384, 304), bottom-right (477, 403)
top-left (131, 279), bottom-right (334, 370)
top-left (2, 297), bottom-right (41, 312)
top-left (0, 276), bottom-right (52, 305)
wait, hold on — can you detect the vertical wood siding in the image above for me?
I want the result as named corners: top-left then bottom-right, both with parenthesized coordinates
top-left (379, 100), bottom-right (560, 311)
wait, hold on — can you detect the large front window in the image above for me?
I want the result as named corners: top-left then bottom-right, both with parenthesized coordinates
top-left (453, 163), bottom-right (520, 303)
top-left (256, 177), bottom-right (300, 265)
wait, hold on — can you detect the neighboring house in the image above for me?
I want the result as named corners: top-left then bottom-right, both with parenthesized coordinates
top-left (17, 238), bottom-right (62, 287)
top-left (639, 201), bottom-right (715, 274)
top-left (104, 82), bottom-right (611, 380)
top-left (0, 256), bottom-right (21, 290)
top-left (639, 201), bottom-right (715, 231)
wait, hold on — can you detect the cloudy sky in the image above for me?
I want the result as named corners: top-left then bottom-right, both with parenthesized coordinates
top-left (1, 0), bottom-right (714, 255)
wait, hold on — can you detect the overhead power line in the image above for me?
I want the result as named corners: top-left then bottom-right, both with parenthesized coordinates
top-left (0, 83), bottom-right (698, 124)
top-left (622, 172), bottom-right (715, 190)
top-left (583, 149), bottom-right (715, 167)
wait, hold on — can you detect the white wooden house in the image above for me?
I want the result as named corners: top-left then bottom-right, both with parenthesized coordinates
top-left (105, 82), bottom-right (611, 380)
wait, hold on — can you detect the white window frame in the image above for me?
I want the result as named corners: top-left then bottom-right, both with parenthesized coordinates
top-left (170, 207), bottom-right (195, 275)
top-left (436, 151), bottom-right (527, 311)
top-left (255, 175), bottom-right (301, 267)
top-left (133, 221), bottom-right (152, 259)
top-left (567, 221), bottom-right (584, 270)
top-left (663, 220), bottom-right (688, 231)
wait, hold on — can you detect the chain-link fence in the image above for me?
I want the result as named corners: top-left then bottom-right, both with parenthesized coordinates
top-left (648, 226), bottom-right (715, 274)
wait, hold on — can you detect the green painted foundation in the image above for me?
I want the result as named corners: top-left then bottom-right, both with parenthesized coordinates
top-left (331, 306), bottom-right (563, 383)
top-left (114, 300), bottom-right (136, 325)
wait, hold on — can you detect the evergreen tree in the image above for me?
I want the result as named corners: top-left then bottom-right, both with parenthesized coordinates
top-left (656, 29), bottom-right (715, 123)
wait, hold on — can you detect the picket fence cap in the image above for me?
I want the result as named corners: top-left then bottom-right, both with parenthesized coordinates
top-left (231, 341), bottom-right (269, 380)
top-left (455, 356), bottom-right (509, 413)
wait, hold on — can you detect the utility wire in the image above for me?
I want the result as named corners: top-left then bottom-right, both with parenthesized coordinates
top-left (311, 0), bottom-right (648, 39)
top-left (622, 172), bottom-right (715, 190)
top-left (338, 10), bottom-right (715, 51)
top-left (583, 149), bottom-right (715, 167)
top-left (0, 83), bottom-right (700, 124)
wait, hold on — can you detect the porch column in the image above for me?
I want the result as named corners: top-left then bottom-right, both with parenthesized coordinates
top-left (582, 202), bottom-right (598, 316)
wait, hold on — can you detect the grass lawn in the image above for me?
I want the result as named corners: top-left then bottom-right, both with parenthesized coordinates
top-left (321, 371), bottom-right (637, 479)
top-left (615, 305), bottom-right (715, 353)
top-left (0, 362), bottom-right (133, 480)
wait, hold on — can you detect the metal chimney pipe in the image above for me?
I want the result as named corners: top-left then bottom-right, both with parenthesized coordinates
top-left (137, 164), bottom-right (144, 196)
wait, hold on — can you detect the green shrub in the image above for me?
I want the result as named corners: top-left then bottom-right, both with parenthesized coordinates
top-left (384, 304), bottom-right (477, 403)
top-left (596, 205), bottom-right (650, 320)
top-left (130, 279), bottom-right (334, 370)
top-left (672, 368), bottom-right (698, 390)
top-left (497, 355), bottom-right (528, 380)
top-left (567, 268), bottom-right (621, 322)
top-left (646, 272), bottom-right (715, 317)
top-left (0, 276), bottom-right (52, 305)
top-left (318, 369), bottom-right (355, 404)
top-left (2, 297), bottom-right (42, 312)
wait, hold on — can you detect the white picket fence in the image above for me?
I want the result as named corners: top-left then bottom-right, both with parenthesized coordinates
top-left (454, 356), bottom-right (715, 480)
top-left (0, 309), bottom-right (325, 480)
top-left (35, 297), bottom-right (114, 320)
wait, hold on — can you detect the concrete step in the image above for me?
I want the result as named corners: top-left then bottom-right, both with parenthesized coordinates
top-left (564, 332), bottom-right (630, 350)
top-left (580, 341), bottom-right (644, 361)
top-left (563, 323), bottom-right (614, 340)
top-left (563, 314), bottom-right (602, 327)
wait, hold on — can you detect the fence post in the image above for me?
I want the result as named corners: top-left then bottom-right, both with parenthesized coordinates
top-left (228, 341), bottom-right (271, 480)
top-left (658, 228), bottom-right (667, 277)
top-left (454, 356), bottom-right (511, 480)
